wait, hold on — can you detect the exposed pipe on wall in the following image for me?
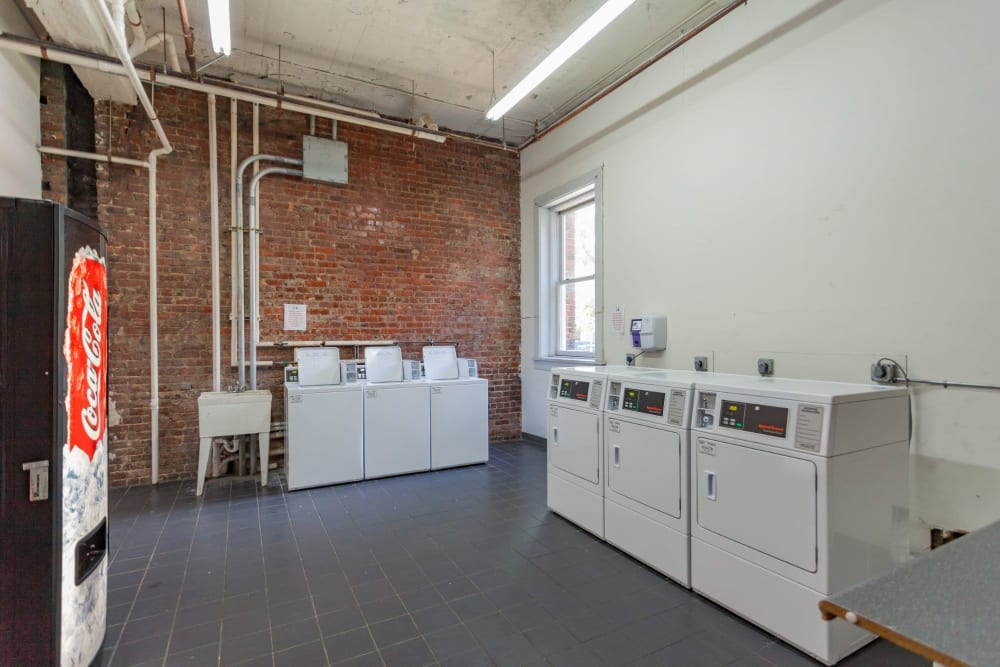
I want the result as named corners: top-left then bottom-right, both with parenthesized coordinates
top-left (175, 0), bottom-right (198, 77)
top-left (229, 98), bottom-right (238, 373)
top-left (247, 166), bottom-right (304, 389)
top-left (233, 153), bottom-right (302, 386)
top-left (208, 94), bottom-right (221, 392)
top-left (90, 0), bottom-right (173, 484)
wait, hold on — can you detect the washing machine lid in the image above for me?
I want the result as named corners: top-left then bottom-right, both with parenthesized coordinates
top-left (297, 347), bottom-right (341, 386)
top-left (423, 345), bottom-right (459, 380)
top-left (365, 346), bottom-right (403, 383)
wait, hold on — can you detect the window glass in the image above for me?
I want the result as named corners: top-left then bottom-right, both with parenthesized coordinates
top-left (557, 279), bottom-right (596, 355)
top-left (560, 202), bottom-right (595, 280)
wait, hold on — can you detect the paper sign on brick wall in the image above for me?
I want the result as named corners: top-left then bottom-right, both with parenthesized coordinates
top-left (284, 304), bottom-right (307, 331)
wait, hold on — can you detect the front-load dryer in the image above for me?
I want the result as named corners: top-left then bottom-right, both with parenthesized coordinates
top-left (603, 370), bottom-right (697, 586)
top-left (689, 375), bottom-right (909, 665)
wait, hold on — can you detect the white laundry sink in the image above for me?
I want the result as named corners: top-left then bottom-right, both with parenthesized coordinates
top-left (197, 390), bottom-right (272, 438)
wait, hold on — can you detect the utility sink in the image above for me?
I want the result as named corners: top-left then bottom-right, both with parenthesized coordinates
top-left (196, 390), bottom-right (273, 495)
top-left (197, 390), bottom-right (272, 437)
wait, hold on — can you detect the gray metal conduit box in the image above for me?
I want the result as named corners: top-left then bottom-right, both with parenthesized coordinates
top-left (303, 135), bottom-right (348, 185)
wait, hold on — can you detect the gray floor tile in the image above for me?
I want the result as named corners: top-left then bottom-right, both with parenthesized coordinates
top-left (319, 605), bottom-right (366, 638)
top-left (324, 627), bottom-right (376, 663)
top-left (378, 636), bottom-right (435, 667)
top-left (368, 615), bottom-right (419, 648)
top-left (272, 639), bottom-right (328, 667)
top-left (410, 604), bottom-right (460, 634)
top-left (423, 623), bottom-right (480, 659)
top-left (271, 617), bottom-right (322, 652)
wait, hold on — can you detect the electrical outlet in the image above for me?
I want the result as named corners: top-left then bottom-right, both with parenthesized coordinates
top-left (694, 356), bottom-right (708, 372)
top-left (871, 361), bottom-right (896, 384)
top-left (625, 353), bottom-right (636, 367)
top-left (757, 358), bottom-right (774, 377)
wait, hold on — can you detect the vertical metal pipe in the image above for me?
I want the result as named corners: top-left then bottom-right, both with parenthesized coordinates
top-left (230, 98), bottom-right (238, 374)
top-left (148, 155), bottom-right (160, 483)
top-left (208, 94), bottom-right (221, 392)
top-left (247, 166), bottom-right (303, 390)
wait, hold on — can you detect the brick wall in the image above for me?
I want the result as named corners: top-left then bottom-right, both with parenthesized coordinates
top-left (40, 73), bottom-right (521, 486)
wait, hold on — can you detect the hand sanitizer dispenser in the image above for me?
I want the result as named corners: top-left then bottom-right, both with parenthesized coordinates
top-left (630, 315), bottom-right (667, 351)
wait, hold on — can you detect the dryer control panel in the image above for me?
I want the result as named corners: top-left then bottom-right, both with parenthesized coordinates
top-left (605, 379), bottom-right (691, 428)
top-left (694, 390), bottom-right (824, 454)
top-left (549, 372), bottom-right (604, 410)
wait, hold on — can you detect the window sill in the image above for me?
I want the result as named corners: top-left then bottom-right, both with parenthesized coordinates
top-left (533, 356), bottom-right (605, 367)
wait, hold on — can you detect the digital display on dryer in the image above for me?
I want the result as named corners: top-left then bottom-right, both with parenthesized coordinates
top-left (720, 400), bottom-right (788, 438)
top-left (622, 388), bottom-right (665, 416)
top-left (559, 379), bottom-right (589, 401)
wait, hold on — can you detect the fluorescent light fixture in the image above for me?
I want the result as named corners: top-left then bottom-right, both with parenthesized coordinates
top-left (207, 0), bottom-right (231, 56)
top-left (486, 0), bottom-right (636, 121)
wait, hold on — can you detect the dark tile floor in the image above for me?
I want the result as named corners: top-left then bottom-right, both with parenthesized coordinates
top-left (103, 441), bottom-right (928, 667)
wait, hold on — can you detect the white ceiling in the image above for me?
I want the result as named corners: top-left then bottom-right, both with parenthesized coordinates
top-left (26, 0), bottom-right (728, 145)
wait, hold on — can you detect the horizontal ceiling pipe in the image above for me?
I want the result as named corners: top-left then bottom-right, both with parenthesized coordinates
top-left (518, 0), bottom-right (747, 150)
top-left (0, 32), bottom-right (448, 143)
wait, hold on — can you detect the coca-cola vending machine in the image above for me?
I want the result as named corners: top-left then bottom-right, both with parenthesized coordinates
top-left (0, 198), bottom-right (109, 666)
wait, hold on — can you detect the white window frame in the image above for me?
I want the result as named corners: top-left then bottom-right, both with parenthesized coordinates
top-left (534, 167), bottom-right (603, 364)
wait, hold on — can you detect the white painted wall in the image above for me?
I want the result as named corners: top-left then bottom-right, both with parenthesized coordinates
top-left (520, 0), bottom-right (1000, 547)
top-left (0, 4), bottom-right (40, 199)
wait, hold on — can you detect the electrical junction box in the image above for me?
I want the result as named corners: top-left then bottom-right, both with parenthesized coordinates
top-left (630, 315), bottom-right (667, 351)
top-left (303, 135), bottom-right (348, 185)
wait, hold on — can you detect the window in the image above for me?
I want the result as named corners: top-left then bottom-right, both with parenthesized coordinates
top-left (536, 169), bottom-right (603, 361)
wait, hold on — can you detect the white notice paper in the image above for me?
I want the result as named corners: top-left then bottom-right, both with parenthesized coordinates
top-left (284, 304), bottom-right (307, 331)
top-left (611, 305), bottom-right (625, 335)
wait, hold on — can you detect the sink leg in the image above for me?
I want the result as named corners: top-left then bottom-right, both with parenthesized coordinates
top-left (258, 431), bottom-right (270, 488)
top-left (197, 436), bottom-right (212, 496)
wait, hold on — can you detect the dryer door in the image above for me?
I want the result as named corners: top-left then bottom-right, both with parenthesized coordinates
top-left (695, 438), bottom-right (818, 573)
top-left (606, 419), bottom-right (681, 519)
top-left (547, 404), bottom-right (599, 484)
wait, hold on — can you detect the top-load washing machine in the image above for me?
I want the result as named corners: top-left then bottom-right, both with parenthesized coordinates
top-left (546, 365), bottom-right (655, 539)
top-left (362, 346), bottom-right (431, 479)
top-left (423, 346), bottom-right (489, 469)
top-left (285, 347), bottom-right (364, 490)
top-left (689, 376), bottom-right (909, 665)
top-left (602, 369), bottom-right (698, 586)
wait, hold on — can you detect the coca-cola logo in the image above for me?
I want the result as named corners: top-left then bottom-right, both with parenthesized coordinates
top-left (64, 247), bottom-right (108, 461)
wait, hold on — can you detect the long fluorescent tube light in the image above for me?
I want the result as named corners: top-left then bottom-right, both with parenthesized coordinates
top-left (208, 0), bottom-right (231, 56)
top-left (486, 0), bottom-right (636, 121)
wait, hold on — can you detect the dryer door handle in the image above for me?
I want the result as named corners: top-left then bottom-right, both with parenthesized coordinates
top-left (612, 445), bottom-right (621, 468)
top-left (705, 470), bottom-right (717, 501)
top-left (552, 427), bottom-right (558, 445)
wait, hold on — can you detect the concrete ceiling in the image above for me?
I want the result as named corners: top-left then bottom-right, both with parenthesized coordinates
top-left (26, 0), bottom-right (727, 145)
